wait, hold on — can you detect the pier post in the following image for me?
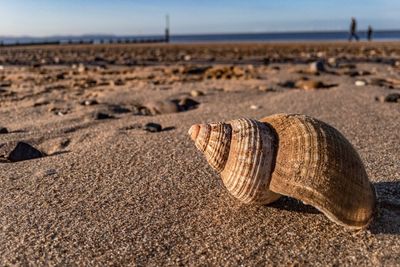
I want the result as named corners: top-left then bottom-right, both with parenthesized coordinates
top-left (165, 14), bottom-right (170, 43)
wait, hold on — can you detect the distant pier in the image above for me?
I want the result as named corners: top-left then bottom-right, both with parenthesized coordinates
top-left (1, 14), bottom-right (171, 47)
top-left (0, 36), bottom-right (168, 47)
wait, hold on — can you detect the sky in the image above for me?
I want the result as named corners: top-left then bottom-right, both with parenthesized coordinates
top-left (0, 0), bottom-right (399, 36)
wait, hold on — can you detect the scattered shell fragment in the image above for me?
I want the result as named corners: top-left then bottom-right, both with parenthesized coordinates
top-left (190, 90), bottom-right (205, 97)
top-left (188, 113), bottom-right (376, 229)
top-left (355, 80), bottom-right (367, 86)
top-left (250, 104), bottom-right (261, 110)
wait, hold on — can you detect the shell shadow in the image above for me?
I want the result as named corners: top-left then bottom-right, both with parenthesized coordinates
top-left (369, 181), bottom-right (400, 235)
top-left (267, 196), bottom-right (320, 214)
top-left (267, 182), bottom-right (400, 233)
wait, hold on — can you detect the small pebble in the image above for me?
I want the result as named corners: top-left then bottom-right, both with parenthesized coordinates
top-left (190, 90), bottom-right (204, 97)
top-left (144, 123), bottom-right (162, 133)
top-left (77, 63), bottom-right (86, 73)
top-left (0, 127), bottom-right (8, 134)
top-left (7, 142), bottom-right (45, 162)
top-left (111, 79), bottom-right (125, 86)
top-left (309, 60), bottom-right (325, 73)
top-left (81, 99), bottom-right (99, 106)
top-left (250, 105), bottom-right (261, 110)
top-left (279, 80), bottom-right (296, 88)
top-left (384, 93), bottom-right (400, 103)
top-left (178, 98), bottom-right (200, 111)
top-left (355, 80), bottom-right (367, 86)
top-left (56, 73), bottom-right (65, 80)
top-left (327, 57), bottom-right (338, 67)
top-left (93, 112), bottom-right (115, 120)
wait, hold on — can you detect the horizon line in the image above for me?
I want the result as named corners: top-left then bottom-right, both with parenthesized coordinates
top-left (2, 28), bottom-right (400, 39)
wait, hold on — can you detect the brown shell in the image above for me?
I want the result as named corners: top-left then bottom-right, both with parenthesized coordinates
top-left (259, 114), bottom-right (376, 229)
top-left (189, 113), bottom-right (376, 229)
top-left (189, 118), bottom-right (281, 204)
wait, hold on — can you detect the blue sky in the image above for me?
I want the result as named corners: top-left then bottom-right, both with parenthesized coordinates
top-left (0, 0), bottom-right (399, 36)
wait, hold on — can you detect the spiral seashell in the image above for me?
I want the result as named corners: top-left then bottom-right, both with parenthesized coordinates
top-left (189, 113), bottom-right (376, 229)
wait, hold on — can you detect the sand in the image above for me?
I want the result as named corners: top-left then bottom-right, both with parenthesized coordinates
top-left (0, 42), bottom-right (399, 265)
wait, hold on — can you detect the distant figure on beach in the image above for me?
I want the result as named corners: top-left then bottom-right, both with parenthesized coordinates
top-left (348, 17), bottom-right (359, 42)
top-left (367, 25), bottom-right (373, 41)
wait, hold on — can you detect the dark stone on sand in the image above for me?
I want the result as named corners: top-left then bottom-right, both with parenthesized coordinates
top-left (144, 122), bottom-right (162, 133)
top-left (85, 79), bottom-right (97, 87)
top-left (111, 79), bottom-right (125, 86)
top-left (177, 98), bottom-right (200, 111)
top-left (56, 73), bottom-right (65, 80)
top-left (384, 93), bottom-right (400, 103)
top-left (0, 127), bottom-right (8, 134)
top-left (93, 112), bottom-right (115, 120)
top-left (32, 63), bottom-right (41, 68)
top-left (7, 142), bottom-right (44, 162)
top-left (309, 60), bottom-right (325, 73)
top-left (279, 80), bottom-right (296, 88)
top-left (183, 66), bottom-right (211, 75)
top-left (345, 70), bottom-right (360, 77)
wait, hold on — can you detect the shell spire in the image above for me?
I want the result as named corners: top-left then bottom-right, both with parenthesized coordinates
top-left (189, 113), bottom-right (376, 229)
top-left (189, 118), bottom-right (281, 204)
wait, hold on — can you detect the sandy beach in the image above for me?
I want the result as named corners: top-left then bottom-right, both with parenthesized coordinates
top-left (0, 42), bottom-right (399, 265)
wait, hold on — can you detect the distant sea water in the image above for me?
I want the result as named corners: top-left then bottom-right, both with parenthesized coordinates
top-left (1, 31), bottom-right (400, 45)
top-left (172, 31), bottom-right (400, 43)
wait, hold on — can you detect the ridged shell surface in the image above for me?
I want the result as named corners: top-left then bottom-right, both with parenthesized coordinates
top-left (189, 118), bottom-right (281, 204)
top-left (189, 113), bottom-right (376, 229)
top-left (260, 114), bottom-right (376, 229)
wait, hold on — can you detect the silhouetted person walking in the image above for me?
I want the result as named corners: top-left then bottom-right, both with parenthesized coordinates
top-left (348, 17), bottom-right (359, 41)
top-left (367, 25), bottom-right (373, 41)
